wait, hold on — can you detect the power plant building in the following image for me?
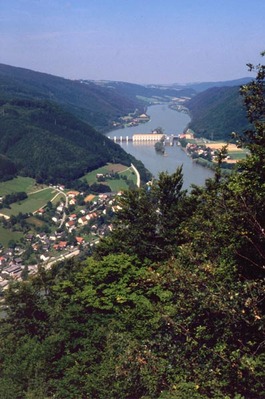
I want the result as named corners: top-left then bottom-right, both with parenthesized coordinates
top-left (132, 133), bottom-right (164, 142)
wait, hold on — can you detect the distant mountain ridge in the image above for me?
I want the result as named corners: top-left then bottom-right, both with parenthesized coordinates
top-left (171, 77), bottom-right (252, 92)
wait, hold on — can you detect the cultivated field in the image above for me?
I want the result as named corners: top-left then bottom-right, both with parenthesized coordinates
top-left (0, 163), bottom-right (135, 219)
top-left (1, 188), bottom-right (57, 217)
top-left (206, 142), bottom-right (248, 163)
top-left (81, 163), bottom-right (137, 189)
top-left (0, 226), bottom-right (23, 248)
top-left (191, 139), bottom-right (249, 163)
top-left (0, 176), bottom-right (36, 196)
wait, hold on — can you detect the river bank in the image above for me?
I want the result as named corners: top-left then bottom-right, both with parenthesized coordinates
top-left (106, 104), bottom-right (214, 190)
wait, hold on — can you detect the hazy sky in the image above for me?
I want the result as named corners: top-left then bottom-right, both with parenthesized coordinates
top-left (1, 0), bottom-right (264, 84)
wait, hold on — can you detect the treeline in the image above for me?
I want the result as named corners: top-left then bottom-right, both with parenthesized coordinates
top-left (0, 154), bottom-right (17, 181)
top-left (0, 191), bottom-right (27, 209)
top-left (0, 60), bottom-right (264, 398)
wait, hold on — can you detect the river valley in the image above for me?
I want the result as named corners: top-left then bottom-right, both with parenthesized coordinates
top-left (106, 104), bottom-right (214, 190)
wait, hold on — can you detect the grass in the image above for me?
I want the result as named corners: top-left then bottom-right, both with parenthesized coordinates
top-left (82, 166), bottom-right (111, 185)
top-left (0, 226), bottom-right (23, 248)
top-left (26, 216), bottom-right (45, 228)
top-left (228, 150), bottom-right (249, 160)
top-left (0, 176), bottom-right (36, 196)
top-left (51, 192), bottom-right (65, 205)
top-left (81, 163), bottom-right (136, 191)
top-left (1, 188), bottom-right (57, 217)
top-left (136, 95), bottom-right (159, 104)
top-left (105, 179), bottom-right (130, 192)
top-left (0, 163), bottom-right (137, 221)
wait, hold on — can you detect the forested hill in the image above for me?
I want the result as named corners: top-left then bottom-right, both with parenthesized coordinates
top-left (0, 98), bottom-right (149, 183)
top-left (186, 85), bottom-right (251, 140)
top-left (0, 64), bottom-right (194, 132)
top-left (0, 63), bottom-right (145, 132)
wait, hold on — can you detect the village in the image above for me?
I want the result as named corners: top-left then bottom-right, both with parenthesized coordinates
top-left (178, 130), bottom-right (246, 164)
top-left (0, 179), bottom-right (123, 294)
top-left (111, 112), bottom-right (150, 129)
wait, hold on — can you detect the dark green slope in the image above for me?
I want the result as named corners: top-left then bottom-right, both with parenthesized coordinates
top-left (0, 63), bottom-right (144, 131)
top-left (0, 154), bottom-right (17, 181)
top-left (0, 98), bottom-right (147, 183)
top-left (186, 86), bottom-right (251, 140)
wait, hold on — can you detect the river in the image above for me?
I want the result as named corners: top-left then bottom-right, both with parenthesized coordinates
top-left (106, 104), bottom-right (214, 190)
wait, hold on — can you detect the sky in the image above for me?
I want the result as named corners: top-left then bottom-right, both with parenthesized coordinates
top-left (0, 0), bottom-right (264, 84)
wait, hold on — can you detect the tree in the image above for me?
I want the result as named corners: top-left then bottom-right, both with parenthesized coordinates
top-left (227, 53), bottom-right (265, 277)
top-left (96, 167), bottom-right (189, 261)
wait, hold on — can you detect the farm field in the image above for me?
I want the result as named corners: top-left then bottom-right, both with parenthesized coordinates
top-left (0, 163), bottom-right (135, 221)
top-left (189, 139), bottom-right (248, 163)
top-left (206, 142), bottom-right (248, 163)
top-left (1, 188), bottom-right (57, 217)
top-left (106, 179), bottom-right (130, 192)
top-left (81, 163), bottom-right (137, 189)
top-left (0, 176), bottom-right (36, 196)
top-left (227, 150), bottom-right (248, 160)
top-left (0, 226), bottom-right (23, 248)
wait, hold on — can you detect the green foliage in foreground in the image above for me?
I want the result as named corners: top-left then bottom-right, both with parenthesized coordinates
top-left (0, 58), bottom-right (264, 398)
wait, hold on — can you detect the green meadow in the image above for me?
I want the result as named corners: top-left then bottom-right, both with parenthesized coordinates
top-left (0, 226), bottom-right (23, 248)
top-left (81, 163), bottom-right (137, 190)
top-left (0, 176), bottom-right (36, 196)
top-left (1, 188), bottom-right (57, 217)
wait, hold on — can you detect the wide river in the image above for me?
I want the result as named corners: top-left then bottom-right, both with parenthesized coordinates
top-left (105, 104), bottom-right (214, 190)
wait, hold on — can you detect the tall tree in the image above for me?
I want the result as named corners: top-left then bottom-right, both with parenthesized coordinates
top-left (228, 53), bottom-right (265, 277)
top-left (96, 167), bottom-right (189, 261)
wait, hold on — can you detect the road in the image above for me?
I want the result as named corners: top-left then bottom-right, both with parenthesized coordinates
top-left (43, 249), bottom-right (80, 270)
top-left (131, 163), bottom-right (140, 187)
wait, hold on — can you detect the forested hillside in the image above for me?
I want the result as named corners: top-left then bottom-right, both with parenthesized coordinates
top-left (0, 98), bottom-right (150, 183)
top-left (0, 61), bottom-right (264, 398)
top-left (0, 64), bottom-right (193, 132)
top-left (0, 154), bottom-right (17, 181)
top-left (186, 86), bottom-right (251, 140)
top-left (0, 63), bottom-right (145, 131)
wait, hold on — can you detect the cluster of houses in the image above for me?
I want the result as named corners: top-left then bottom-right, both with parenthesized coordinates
top-left (178, 132), bottom-right (219, 162)
top-left (0, 249), bottom-right (38, 292)
top-left (111, 113), bottom-right (150, 129)
top-left (185, 142), bottom-right (216, 162)
top-left (0, 190), bottom-right (122, 294)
